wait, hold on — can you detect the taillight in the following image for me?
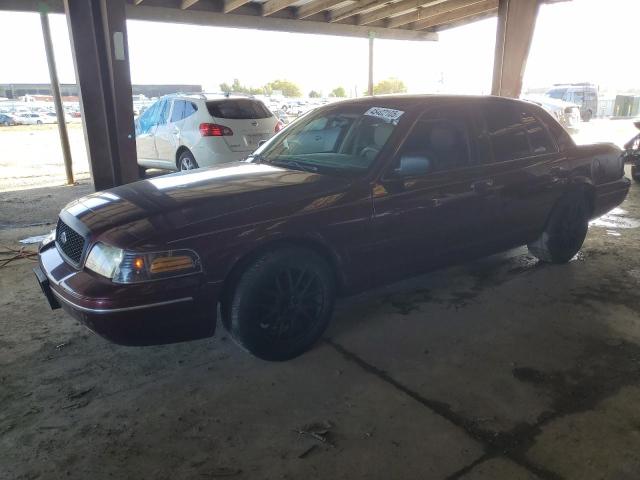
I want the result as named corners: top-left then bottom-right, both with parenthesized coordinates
top-left (199, 123), bottom-right (233, 137)
top-left (275, 120), bottom-right (284, 133)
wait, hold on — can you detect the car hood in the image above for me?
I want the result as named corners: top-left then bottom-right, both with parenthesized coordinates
top-left (61, 162), bottom-right (351, 247)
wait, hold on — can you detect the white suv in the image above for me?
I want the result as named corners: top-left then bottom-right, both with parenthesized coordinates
top-left (135, 93), bottom-right (283, 173)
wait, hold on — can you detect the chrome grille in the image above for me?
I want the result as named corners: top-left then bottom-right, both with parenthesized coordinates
top-left (56, 219), bottom-right (85, 266)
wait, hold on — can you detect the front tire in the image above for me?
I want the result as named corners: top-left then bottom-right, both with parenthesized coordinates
top-left (178, 150), bottom-right (198, 171)
top-left (528, 192), bottom-right (590, 264)
top-left (223, 248), bottom-right (336, 361)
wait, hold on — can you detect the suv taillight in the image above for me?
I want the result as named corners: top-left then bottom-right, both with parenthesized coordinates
top-left (275, 120), bottom-right (284, 133)
top-left (199, 123), bottom-right (233, 137)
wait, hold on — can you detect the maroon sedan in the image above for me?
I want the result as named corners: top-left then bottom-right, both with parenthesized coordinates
top-left (35, 95), bottom-right (630, 360)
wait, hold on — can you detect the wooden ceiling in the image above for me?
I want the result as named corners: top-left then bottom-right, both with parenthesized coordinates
top-left (2, 0), bottom-right (565, 41)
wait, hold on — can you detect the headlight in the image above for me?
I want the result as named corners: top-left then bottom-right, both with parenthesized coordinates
top-left (85, 243), bottom-right (124, 279)
top-left (85, 242), bottom-right (201, 284)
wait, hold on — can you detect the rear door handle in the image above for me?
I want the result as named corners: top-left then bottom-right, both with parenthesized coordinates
top-left (471, 179), bottom-right (494, 194)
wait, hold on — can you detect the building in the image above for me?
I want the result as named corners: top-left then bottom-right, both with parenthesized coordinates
top-left (0, 83), bottom-right (203, 100)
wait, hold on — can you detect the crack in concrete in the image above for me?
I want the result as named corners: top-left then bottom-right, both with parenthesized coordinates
top-left (326, 338), bottom-right (565, 480)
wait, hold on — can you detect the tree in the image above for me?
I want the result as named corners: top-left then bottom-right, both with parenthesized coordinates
top-left (266, 79), bottom-right (302, 98)
top-left (329, 86), bottom-right (346, 98)
top-left (373, 78), bottom-right (407, 95)
top-left (219, 79), bottom-right (264, 95)
top-left (309, 90), bottom-right (322, 98)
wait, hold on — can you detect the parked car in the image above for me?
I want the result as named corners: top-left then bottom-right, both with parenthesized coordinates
top-left (545, 83), bottom-right (598, 122)
top-left (522, 94), bottom-right (581, 133)
top-left (622, 119), bottom-right (640, 182)
top-left (0, 113), bottom-right (18, 126)
top-left (14, 112), bottom-right (56, 125)
top-left (135, 93), bottom-right (283, 174)
top-left (44, 111), bottom-right (73, 123)
top-left (35, 95), bottom-right (629, 360)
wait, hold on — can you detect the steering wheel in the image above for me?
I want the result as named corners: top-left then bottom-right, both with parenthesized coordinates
top-left (359, 146), bottom-right (380, 160)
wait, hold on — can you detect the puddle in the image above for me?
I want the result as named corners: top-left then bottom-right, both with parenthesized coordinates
top-left (590, 207), bottom-right (640, 230)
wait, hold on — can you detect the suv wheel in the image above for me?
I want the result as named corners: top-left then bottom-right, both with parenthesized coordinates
top-left (178, 150), bottom-right (198, 171)
top-left (528, 192), bottom-right (590, 264)
top-left (223, 247), bottom-right (336, 361)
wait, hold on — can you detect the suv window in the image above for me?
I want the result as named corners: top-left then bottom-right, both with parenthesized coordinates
top-left (157, 99), bottom-right (170, 125)
top-left (206, 99), bottom-right (272, 119)
top-left (170, 100), bottom-right (185, 122)
top-left (483, 101), bottom-right (556, 162)
top-left (169, 100), bottom-right (198, 122)
top-left (397, 108), bottom-right (472, 173)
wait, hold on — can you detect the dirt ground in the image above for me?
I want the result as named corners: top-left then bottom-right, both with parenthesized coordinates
top-left (1, 121), bottom-right (640, 480)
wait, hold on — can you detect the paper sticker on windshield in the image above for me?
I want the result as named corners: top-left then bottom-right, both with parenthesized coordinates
top-left (364, 107), bottom-right (404, 123)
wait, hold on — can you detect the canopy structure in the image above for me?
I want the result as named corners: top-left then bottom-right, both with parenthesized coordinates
top-left (1, 0), bottom-right (569, 189)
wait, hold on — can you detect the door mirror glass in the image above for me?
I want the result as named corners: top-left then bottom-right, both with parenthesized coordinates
top-left (393, 154), bottom-right (432, 177)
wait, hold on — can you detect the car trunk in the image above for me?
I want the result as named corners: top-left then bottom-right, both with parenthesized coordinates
top-left (206, 99), bottom-right (275, 152)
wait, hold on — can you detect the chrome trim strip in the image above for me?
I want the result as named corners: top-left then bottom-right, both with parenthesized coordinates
top-left (50, 288), bottom-right (193, 314)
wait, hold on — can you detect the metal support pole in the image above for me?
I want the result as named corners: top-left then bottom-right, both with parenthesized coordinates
top-left (40, 10), bottom-right (74, 185)
top-left (368, 33), bottom-right (374, 96)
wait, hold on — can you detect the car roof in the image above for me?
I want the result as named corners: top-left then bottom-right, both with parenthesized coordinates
top-left (318, 94), bottom-right (534, 112)
top-left (162, 92), bottom-right (260, 102)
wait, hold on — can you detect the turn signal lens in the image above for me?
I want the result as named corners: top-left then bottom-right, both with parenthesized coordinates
top-left (110, 249), bottom-right (201, 284)
top-left (150, 255), bottom-right (194, 274)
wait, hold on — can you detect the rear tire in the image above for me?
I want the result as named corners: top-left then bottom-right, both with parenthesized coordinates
top-left (222, 247), bottom-right (335, 361)
top-left (528, 192), bottom-right (590, 264)
top-left (178, 150), bottom-right (198, 171)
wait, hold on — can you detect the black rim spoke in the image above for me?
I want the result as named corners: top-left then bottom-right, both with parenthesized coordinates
top-left (251, 266), bottom-right (323, 340)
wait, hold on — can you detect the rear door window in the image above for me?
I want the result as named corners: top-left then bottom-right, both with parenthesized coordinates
top-left (483, 102), bottom-right (530, 162)
top-left (206, 99), bottom-right (272, 119)
top-left (183, 101), bottom-right (197, 119)
top-left (483, 102), bottom-right (558, 162)
top-left (170, 100), bottom-right (185, 122)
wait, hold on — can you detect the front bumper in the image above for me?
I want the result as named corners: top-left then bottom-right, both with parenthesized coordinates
top-left (35, 242), bottom-right (219, 346)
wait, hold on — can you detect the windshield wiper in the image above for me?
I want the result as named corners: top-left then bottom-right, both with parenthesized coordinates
top-left (271, 159), bottom-right (318, 173)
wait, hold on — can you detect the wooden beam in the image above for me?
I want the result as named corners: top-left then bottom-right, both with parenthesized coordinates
top-left (180, 0), bottom-right (200, 9)
top-left (224, 0), bottom-right (252, 13)
top-left (386, 9), bottom-right (421, 28)
top-left (329, 0), bottom-right (390, 23)
top-left (262, 0), bottom-right (298, 16)
top-left (296, 0), bottom-right (352, 19)
top-left (358, 0), bottom-right (444, 26)
top-left (412, 0), bottom-right (497, 29)
top-left (125, 4), bottom-right (438, 41)
top-left (389, 0), bottom-right (494, 28)
top-left (492, 0), bottom-right (540, 98)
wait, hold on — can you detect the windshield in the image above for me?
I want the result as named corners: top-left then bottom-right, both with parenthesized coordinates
top-left (547, 88), bottom-right (567, 100)
top-left (248, 105), bottom-right (404, 177)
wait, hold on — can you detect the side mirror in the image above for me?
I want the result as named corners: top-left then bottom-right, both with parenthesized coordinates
top-left (393, 154), bottom-right (432, 177)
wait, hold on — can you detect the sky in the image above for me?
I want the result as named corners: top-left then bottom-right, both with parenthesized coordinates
top-left (0, 0), bottom-right (638, 97)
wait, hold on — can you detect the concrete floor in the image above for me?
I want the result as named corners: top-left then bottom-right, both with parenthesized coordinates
top-left (1, 148), bottom-right (640, 478)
